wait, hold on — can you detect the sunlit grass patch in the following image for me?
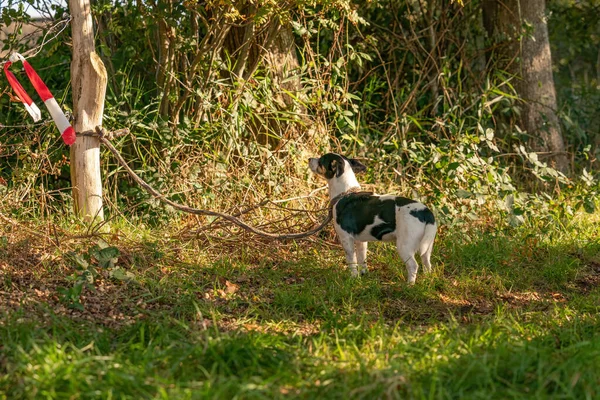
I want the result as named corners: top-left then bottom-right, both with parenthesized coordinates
top-left (4, 308), bottom-right (598, 399)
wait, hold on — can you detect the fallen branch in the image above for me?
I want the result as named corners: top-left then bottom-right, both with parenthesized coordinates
top-left (84, 126), bottom-right (362, 240)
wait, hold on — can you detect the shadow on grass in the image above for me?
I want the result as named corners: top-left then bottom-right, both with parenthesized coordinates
top-left (2, 226), bottom-right (600, 334)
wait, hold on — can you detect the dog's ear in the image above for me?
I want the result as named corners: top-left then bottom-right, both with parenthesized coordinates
top-left (348, 158), bottom-right (367, 173)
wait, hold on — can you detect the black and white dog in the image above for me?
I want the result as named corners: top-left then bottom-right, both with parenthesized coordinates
top-left (309, 153), bottom-right (437, 284)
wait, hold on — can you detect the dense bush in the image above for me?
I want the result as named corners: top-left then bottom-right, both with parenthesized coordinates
top-left (0, 0), bottom-right (597, 225)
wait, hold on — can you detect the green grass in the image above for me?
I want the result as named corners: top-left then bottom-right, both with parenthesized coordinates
top-left (1, 212), bottom-right (600, 399)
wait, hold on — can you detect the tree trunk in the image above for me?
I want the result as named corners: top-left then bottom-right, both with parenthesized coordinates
top-left (260, 23), bottom-right (304, 147)
top-left (157, 6), bottom-right (176, 121)
top-left (264, 24), bottom-right (302, 109)
top-left (69, 0), bottom-right (108, 221)
top-left (224, 16), bottom-right (303, 148)
top-left (483, 0), bottom-right (569, 172)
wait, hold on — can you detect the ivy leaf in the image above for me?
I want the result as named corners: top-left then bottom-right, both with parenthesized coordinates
top-left (96, 247), bottom-right (120, 269)
top-left (69, 252), bottom-right (89, 270)
top-left (110, 267), bottom-right (135, 282)
top-left (508, 214), bottom-right (525, 227)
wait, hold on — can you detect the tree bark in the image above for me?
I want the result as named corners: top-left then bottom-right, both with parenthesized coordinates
top-left (157, 8), bottom-right (176, 120)
top-left (264, 23), bottom-right (302, 109)
top-left (69, 0), bottom-right (108, 221)
top-left (260, 23), bottom-right (304, 147)
top-left (483, 0), bottom-right (569, 172)
top-left (224, 15), bottom-right (303, 148)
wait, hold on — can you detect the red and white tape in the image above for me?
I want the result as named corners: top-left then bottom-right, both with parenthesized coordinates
top-left (3, 53), bottom-right (76, 145)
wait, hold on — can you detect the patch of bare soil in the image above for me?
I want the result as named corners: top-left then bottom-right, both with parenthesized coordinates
top-left (574, 260), bottom-right (600, 293)
top-left (0, 226), bottom-right (161, 329)
top-left (496, 290), bottom-right (567, 307)
top-left (1, 256), bottom-right (151, 329)
top-left (0, 221), bottom-right (322, 333)
top-left (380, 284), bottom-right (573, 324)
top-left (424, 290), bottom-right (568, 324)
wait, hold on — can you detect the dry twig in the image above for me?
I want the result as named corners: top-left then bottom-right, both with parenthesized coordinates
top-left (81, 126), bottom-right (368, 240)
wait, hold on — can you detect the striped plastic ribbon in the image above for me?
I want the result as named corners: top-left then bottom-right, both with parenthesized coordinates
top-left (3, 53), bottom-right (76, 145)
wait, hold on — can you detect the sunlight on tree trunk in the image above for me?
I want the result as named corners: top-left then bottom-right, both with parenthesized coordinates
top-left (483, 0), bottom-right (569, 172)
top-left (69, 0), bottom-right (107, 221)
top-left (260, 23), bottom-right (305, 148)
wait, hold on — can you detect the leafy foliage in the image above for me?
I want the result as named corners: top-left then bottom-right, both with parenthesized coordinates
top-left (548, 0), bottom-right (600, 163)
top-left (0, 0), bottom-right (598, 224)
top-left (58, 240), bottom-right (128, 310)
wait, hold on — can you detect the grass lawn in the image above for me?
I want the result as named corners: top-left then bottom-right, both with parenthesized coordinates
top-left (1, 211), bottom-right (600, 399)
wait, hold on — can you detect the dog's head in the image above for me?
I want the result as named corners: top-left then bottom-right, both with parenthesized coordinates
top-left (308, 153), bottom-right (366, 181)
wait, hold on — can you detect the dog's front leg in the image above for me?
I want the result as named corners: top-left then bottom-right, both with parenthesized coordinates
top-left (355, 241), bottom-right (368, 275)
top-left (339, 233), bottom-right (359, 277)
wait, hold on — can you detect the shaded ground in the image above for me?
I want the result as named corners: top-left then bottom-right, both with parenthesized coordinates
top-left (1, 212), bottom-right (600, 398)
top-left (3, 231), bottom-right (598, 331)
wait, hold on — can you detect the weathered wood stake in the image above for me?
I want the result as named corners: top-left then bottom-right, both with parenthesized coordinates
top-left (69, 0), bottom-right (107, 221)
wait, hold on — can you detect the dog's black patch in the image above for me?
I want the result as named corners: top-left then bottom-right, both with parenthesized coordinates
top-left (395, 197), bottom-right (416, 207)
top-left (346, 157), bottom-right (367, 173)
top-left (317, 153), bottom-right (367, 179)
top-left (410, 208), bottom-right (436, 225)
top-left (318, 153), bottom-right (346, 179)
top-left (336, 193), bottom-right (420, 240)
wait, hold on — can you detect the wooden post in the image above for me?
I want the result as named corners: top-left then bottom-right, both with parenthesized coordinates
top-left (69, 0), bottom-right (107, 221)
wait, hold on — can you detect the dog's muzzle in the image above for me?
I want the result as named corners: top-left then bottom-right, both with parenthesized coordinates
top-left (308, 158), bottom-right (319, 174)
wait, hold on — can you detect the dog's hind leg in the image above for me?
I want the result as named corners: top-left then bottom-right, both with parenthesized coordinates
top-left (397, 235), bottom-right (421, 285)
top-left (356, 241), bottom-right (368, 275)
top-left (420, 249), bottom-right (432, 274)
top-left (400, 254), bottom-right (419, 285)
top-left (419, 223), bottom-right (437, 274)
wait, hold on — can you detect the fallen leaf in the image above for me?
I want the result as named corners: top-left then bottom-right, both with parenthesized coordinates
top-left (225, 280), bottom-right (239, 294)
